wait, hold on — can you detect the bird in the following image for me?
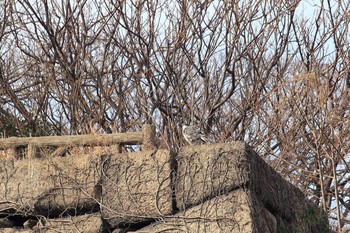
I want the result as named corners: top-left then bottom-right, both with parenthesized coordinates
top-left (182, 124), bottom-right (207, 145)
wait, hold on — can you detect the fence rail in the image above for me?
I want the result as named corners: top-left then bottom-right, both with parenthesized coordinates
top-left (0, 124), bottom-right (156, 158)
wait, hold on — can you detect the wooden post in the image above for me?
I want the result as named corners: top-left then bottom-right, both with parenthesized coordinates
top-left (142, 124), bottom-right (157, 150)
top-left (0, 125), bottom-right (155, 157)
top-left (27, 143), bottom-right (36, 158)
top-left (0, 132), bottom-right (144, 148)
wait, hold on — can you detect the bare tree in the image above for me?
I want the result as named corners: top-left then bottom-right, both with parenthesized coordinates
top-left (1, 0), bottom-right (350, 230)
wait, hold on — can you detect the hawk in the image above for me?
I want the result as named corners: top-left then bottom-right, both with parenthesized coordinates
top-left (182, 124), bottom-right (207, 145)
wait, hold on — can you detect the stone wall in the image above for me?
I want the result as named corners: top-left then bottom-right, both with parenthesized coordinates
top-left (0, 142), bottom-right (329, 232)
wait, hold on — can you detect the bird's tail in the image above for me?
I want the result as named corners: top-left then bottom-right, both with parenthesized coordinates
top-left (200, 135), bottom-right (208, 142)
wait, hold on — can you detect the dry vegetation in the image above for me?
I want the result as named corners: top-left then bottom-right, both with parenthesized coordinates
top-left (0, 0), bottom-right (350, 231)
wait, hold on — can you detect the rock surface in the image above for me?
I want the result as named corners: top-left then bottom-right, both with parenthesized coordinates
top-left (39, 213), bottom-right (105, 233)
top-left (0, 142), bottom-right (329, 232)
top-left (176, 143), bottom-right (306, 215)
top-left (0, 154), bottom-right (102, 217)
top-left (101, 150), bottom-right (175, 227)
top-left (134, 188), bottom-right (276, 233)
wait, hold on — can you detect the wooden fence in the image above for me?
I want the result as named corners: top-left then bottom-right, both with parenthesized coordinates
top-left (0, 124), bottom-right (156, 158)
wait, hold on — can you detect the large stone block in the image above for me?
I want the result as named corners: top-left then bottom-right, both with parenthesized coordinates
top-left (175, 142), bottom-right (329, 232)
top-left (0, 229), bottom-right (33, 233)
top-left (0, 154), bottom-right (102, 216)
top-left (0, 214), bottom-right (105, 232)
top-left (101, 150), bottom-right (174, 227)
top-left (175, 142), bottom-right (306, 214)
top-left (39, 213), bottom-right (105, 233)
top-left (134, 188), bottom-right (276, 233)
top-left (175, 142), bottom-right (249, 210)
